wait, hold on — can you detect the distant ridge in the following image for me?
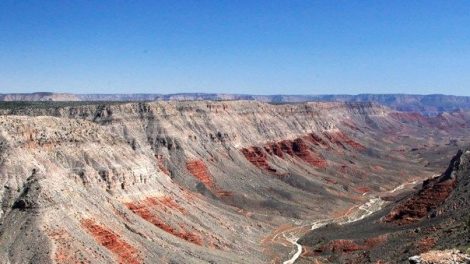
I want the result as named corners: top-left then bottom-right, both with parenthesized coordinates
top-left (2, 92), bottom-right (470, 114)
top-left (0, 92), bottom-right (80, 101)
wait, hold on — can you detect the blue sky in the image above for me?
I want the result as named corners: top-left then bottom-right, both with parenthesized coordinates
top-left (1, 1), bottom-right (469, 95)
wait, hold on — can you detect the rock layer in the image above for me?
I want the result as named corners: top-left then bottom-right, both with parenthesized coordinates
top-left (0, 100), bottom-right (468, 263)
top-left (299, 149), bottom-right (470, 263)
top-left (81, 219), bottom-right (141, 264)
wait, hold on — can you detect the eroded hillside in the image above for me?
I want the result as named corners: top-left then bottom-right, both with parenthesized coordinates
top-left (298, 149), bottom-right (470, 263)
top-left (0, 101), bottom-right (469, 263)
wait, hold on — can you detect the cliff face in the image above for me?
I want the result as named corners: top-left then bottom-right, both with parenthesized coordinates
top-left (2, 92), bottom-right (470, 114)
top-left (0, 101), bottom-right (468, 263)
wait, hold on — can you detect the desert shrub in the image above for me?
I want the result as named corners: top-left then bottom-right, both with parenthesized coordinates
top-left (466, 215), bottom-right (470, 234)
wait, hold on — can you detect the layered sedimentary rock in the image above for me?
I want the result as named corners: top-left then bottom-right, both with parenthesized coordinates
top-left (81, 219), bottom-right (141, 264)
top-left (0, 100), bottom-right (469, 263)
top-left (3, 92), bottom-right (470, 115)
top-left (299, 149), bottom-right (470, 263)
top-left (383, 152), bottom-right (461, 225)
top-left (186, 160), bottom-right (214, 189)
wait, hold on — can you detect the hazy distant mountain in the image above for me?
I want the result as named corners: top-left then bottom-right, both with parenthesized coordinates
top-left (314, 94), bottom-right (470, 114)
top-left (0, 92), bottom-right (80, 101)
top-left (2, 92), bottom-right (470, 114)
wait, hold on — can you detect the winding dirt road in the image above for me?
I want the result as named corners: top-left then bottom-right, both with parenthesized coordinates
top-left (278, 180), bottom-right (420, 263)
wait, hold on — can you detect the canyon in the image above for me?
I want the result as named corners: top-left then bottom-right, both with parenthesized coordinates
top-left (298, 148), bottom-right (470, 263)
top-left (3, 92), bottom-right (470, 115)
top-left (0, 100), bottom-right (469, 263)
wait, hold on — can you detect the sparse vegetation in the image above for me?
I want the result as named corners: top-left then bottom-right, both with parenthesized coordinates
top-left (466, 215), bottom-right (470, 237)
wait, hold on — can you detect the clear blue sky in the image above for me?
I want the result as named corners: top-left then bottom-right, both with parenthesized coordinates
top-left (1, 1), bottom-right (469, 95)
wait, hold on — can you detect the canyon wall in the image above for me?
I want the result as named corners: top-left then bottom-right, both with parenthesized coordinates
top-left (0, 101), bottom-right (468, 263)
top-left (3, 92), bottom-right (470, 114)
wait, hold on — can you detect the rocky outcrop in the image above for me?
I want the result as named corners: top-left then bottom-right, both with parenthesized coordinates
top-left (323, 131), bottom-right (366, 151)
top-left (81, 219), bottom-right (141, 264)
top-left (409, 249), bottom-right (470, 264)
top-left (126, 198), bottom-right (203, 246)
top-left (383, 150), bottom-right (462, 225)
top-left (155, 155), bottom-right (171, 176)
top-left (241, 134), bottom-right (329, 172)
top-left (186, 160), bottom-right (214, 189)
top-left (266, 137), bottom-right (328, 168)
top-left (314, 235), bottom-right (388, 254)
top-left (241, 147), bottom-right (277, 172)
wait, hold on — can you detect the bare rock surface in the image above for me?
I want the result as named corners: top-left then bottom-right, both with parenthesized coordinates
top-left (3, 92), bottom-right (470, 115)
top-left (0, 100), bottom-right (469, 263)
top-left (299, 149), bottom-right (470, 263)
top-left (409, 249), bottom-right (470, 264)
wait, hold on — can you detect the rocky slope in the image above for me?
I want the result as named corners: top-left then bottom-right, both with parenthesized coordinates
top-left (298, 148), bottom-right (470, 263)
top-left (3, 93), bottom-right (470, 114)
top-left (0, 100), bottom-right (469, 263)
